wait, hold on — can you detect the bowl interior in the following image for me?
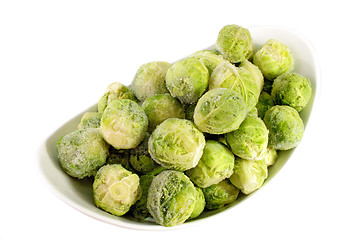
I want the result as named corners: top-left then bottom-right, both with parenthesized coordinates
top-left (38, 26), bottom-right (319, 230)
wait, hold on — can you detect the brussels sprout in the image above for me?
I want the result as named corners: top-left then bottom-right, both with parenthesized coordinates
top-left (189, 187), bottom-right (206, 219)
top-left (256, 92), bottom-right (275, 119)
top-left (186, 140), bottom-right (234, 188)
top-left (129, 133), bottom-right (158, 174)
top-left (148, 118), bottom-right (205, 171)
top-left (239, 59), bottom-right (264, 96)
top-left (202, 179), bottom-right (240, 210)
top-left (131, 61), bottom-right (172, 101)
top-left (98, 82), bottom-right (137, 113)
top-left (229, 157), bottom-right (268, 195)
top-left (57, 128), bottom-right (109, 179)
top-left (209, 61), bottom-right (259, 110)
top-left (77, 112), bottom-right (102, 129)
top-left (259, 147), bottom-right (278, 166)
top-left (193, 88), bottom-right (247, 134)
top-left (93, 164), bottom-right (141, 216)
top-left (147, 170), bottom-right (197, 227)
top-left (166, 57), bottom-right (209, 104)
top-left (226, 114), bottom-right (268, 160)
top-left (190, 50), bottom-right (225, 75)
top-left (100, 99), bottom-right (148, 149)
top-left (185, 103), bottom-right (196, 121)
top-left (253, 39), bottom-right (294, 80)
top-left (215, 24), bottom-right (254, 63)
top-left (141, 93), bottom-right (185, 132)
top-left (263, 105), bottom-right (304, 150)
top-left (271, 72), bottom-right (312, 112)
top-left (106, 146), bottom-right (133, 171)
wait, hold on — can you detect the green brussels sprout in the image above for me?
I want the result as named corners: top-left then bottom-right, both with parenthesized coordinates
top-left (229, 157), bottom-right (268, 195)
top-left (209, 61), bottom-right (260, 110)
top-left (106, 146), bottom-right (133, 171)
top-left (141, 93), bottom-right (186, 132)
top-left (165, 57), bottom-right (209, 104)
top-left (193, 88), bottom-right (247, 134)
top-left (148, 118), bottom-right (205, 171)
top-left (77, 112), bottom-right (102, 129)
top-left (202, 179), bottom-right (240, 210)
top-left (147, 170), bottom-right (197, 227)
top-left (263, 105), bottom-right (304, 150)
top-left (271, 72), bottom-right (312, 112)
top-left (226, 114), bottom-right (269, 160)
top-left (129, 133), bottom-right (158, 174)
top-left (256, 92), bottom-right (275, 119)
top-left (190, 50), bottom-right (225, 75)
top-left (98, 82), bottom-right (137, 113)
top-left (100, 99), bottom-right (148, 149)
top-left (57, 128), bottom-right (109, 179)
top-left (215, 24), bottom-right (254, 63)
top-left (131, 61), bottom-right (172, 101)
top-left (185, 103), bottom-right (196, 121)
top-left (259, 147), bottom-right (278, 166)
top-left (189, 187), bottom-right (206, 219)
top-left (186, 140), bottom-right (235, 188)
top-left (253, 39), bottom-right (294, 80)
top-left (239, 59), bottom-right (264, 96)
top-left (93, 164), bottom-right (141, 216)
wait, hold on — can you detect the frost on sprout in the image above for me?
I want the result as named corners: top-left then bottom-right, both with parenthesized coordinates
top-left (148, 118), bottom-right (205, 171)
top-left (93, 164), bottom-right (141, 216)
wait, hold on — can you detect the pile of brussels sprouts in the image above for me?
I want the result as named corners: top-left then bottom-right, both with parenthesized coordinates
top-left (56, 24), bottom-right (312, 227)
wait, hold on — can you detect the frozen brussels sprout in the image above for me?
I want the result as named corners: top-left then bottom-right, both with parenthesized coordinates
top-left (256, 92), bottom-right (274, 119)
top-left (141, 93), bottom-right (185, 132)
top-left (271, 72), bottom-right (312, 112)
top-left (77, 112), bottom-right (102, 129)
top-left (186, 140), bottom-right (235, 188)
top-left (202, 179), bottom-right (240, 210)
top-left (259, 147), bottom-right (278, 166)
top-left (226, 115), bottom-right (269, 160)
top-left (209, 61), bottom-right (260, 110)
top-left (190, 50), bottom-right (225, 75)
top-left (131, 61), bottom-right (172, 101)
top-left (253, 39), bottom-right (294, 80)
top-left (129, 133), bottom-right (158, 174)
top-left (147, 170), bottom-right (197, 227)
top-left (193, 88), bottom-right (247, 134)
top-left (216, 24), bottom-right (254, 63)
top-left (166, 57), bottom-right (209, 104)
top-left (148, 118), bottom-right (205, 171)
top-left (185, 103), bottom-right (196, 121)
top-left (98, 82), bottom-right (137, 113)
top-left (264, 105), bottom-right (304, 150)
top-left (189, 187), bottom-right (206, 219)
top-left (106, 146), bottom-right (133, 171)
top-left (100, 99), bottom-right (148, 149)
top-left (239, 59), bottom-right (264, 96)
top-left (230, 157), bottom-right (268, 195)
top-left (93, 164), bottom-right (141, 216)
top-left (57, 128), bottom-right (109, 179)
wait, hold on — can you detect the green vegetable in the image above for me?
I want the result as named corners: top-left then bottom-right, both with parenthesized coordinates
top-left (147, 170), bottom-right (197, 227)
top-left (131, 61), bottom-right (172, 101)
top-left (93, 164), bottom-right (141, 216)
top-left (148, 118), bottom-right (205, 171)
top-left (271, 72), bottom-right (312, 112)
top-left (186, 140), bottom-right (234, 188)
top-left (256, 92), bottom-right (274, 119)
top-left (263, 105), bottom-right (304, 150)
top-left (57, 128), bottom-right (108, 179)
top-left (166, 57), bottom-right (209, 104)
top-left (77, 112), bottom-right (102, 129)
top-left (100, 99), bottom-right (148, 149)
top-left (202, 179), bottom-right (240, 210)
top-left (193, 88), bottom-right (247, 134)
top-left (129, 133), bottom-right (158, 174)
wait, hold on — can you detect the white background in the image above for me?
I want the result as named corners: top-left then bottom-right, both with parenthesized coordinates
top-left (1, 0), bottom-right (360, 239)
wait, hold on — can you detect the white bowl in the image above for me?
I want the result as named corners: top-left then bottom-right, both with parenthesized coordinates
top-left (38, 26), bottom-right (320, 231)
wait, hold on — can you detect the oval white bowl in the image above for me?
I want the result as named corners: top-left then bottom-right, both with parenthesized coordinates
top-left (38, 26), bottom-right (320, 231)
